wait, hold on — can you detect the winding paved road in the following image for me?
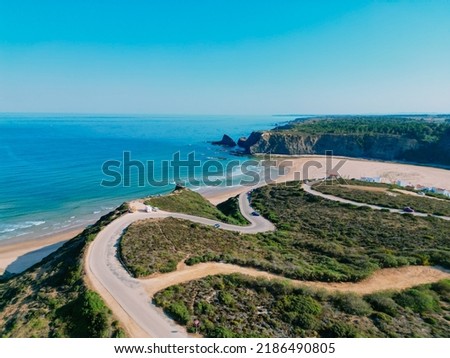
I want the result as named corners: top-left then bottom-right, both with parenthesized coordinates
top-left (85, 183), bottom-right (450, 337)
top-left (85, 191), bottom-right (274, 338)
top-left (302, 183), bottom-right (450, 221)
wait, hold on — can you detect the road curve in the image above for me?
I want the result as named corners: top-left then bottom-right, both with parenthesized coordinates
top-left (303, 184), bottom-right (450, 221)
top-left (86, 183), bottom-right (449, 337)
top-left (85, 191), bottom-right (274, 338)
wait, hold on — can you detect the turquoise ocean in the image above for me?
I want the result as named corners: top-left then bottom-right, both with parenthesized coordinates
top-left (0, 114), bottom-right (282, 242)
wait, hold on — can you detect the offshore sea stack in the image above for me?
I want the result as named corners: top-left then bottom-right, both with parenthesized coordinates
top-left (211, 134), bottom-right (237, 147)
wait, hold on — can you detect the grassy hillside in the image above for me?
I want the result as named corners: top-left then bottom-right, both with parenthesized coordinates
top-left (313, 179), bottom-right (450, 216)
top-left (120, 181), bottom-right (450, 281)
top-left (216, 195), bottom-right (249, 225)
top-left (120, 218), bottom-right (238, 277)
top-left (144, 187), bottom-right (247, 225)
top-left (154, 274), bottom-right (450, 338)
top-left (0, 204), bottom-right (129, 337)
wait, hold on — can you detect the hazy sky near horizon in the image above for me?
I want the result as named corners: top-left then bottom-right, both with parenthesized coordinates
top-left (1, 1), bottom-right (450, 115)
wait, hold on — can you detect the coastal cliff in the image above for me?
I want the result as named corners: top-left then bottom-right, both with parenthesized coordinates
top-left (238, 131), bottom-right (419, 160)
top-left (237, 116), bottom-right (450, 166)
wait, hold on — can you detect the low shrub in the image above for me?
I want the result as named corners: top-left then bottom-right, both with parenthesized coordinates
top-left (394, 289), bottom-right (440, 313)
top-left (365, 292), bottom-right (399, 317)
top-left (333, 293), bottom-right (372, 316)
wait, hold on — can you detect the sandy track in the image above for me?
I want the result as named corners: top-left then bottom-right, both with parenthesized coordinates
top-left (142, 262), bottom-right (450, 297)
top-left (392, 188), bottom-right (447, 201)
top-left (340, 185), bottom-right (387, 192)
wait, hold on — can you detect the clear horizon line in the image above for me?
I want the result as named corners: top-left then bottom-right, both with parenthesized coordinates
top-left (0, 111), bottom-right (449, 117)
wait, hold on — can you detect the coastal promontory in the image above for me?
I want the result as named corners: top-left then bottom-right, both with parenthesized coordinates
top-left (238, 116), bottom-right (450, 167)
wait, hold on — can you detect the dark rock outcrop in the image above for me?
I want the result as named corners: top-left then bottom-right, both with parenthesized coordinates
top-left (211, 134), bottom-right (236, 147)
top-left (174, 182), bottom-right (186, 191)
top-left (237, 137), bottom-right (247, 148)
top-left (237, 132), bottom-right (263, 150)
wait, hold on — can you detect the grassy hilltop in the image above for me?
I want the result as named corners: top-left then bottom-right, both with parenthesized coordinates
top-left (121, 183), bottom-right (450, 281)
top-left (144, 186), bottom-right (248, 225)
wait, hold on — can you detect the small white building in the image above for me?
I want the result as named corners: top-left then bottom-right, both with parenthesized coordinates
top-left (433, 188), bottom-right (450, 197)
top-left (361, 176), bottom-right (381, 183)
top-left (416, 185), bottom-right (450, 197)
top-left (395, 180), bottom-right (408, 187)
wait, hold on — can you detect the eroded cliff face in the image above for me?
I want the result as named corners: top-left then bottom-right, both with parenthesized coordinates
top-left (238, 131), bottom-right (421, 161)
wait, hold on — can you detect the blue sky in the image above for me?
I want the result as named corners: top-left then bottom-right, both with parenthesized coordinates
top-left (0, 0), bottom-right (449, 114)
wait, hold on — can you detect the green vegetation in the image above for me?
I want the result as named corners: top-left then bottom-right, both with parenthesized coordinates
top-left (312, 179), bottom-right (450, 216)
top-left (154, 274), bottom-right (450, 337)
top-left (0, 205), bottom-right (129, 337)
top-left (121, 181), bottom-right (450, 281)
top-left (279, 116), bottom-right (449, 142)
top-left (216, 195), bottom-right (249, 225)
top-left (119, 218), bottom-right (240, 277)
top-left (425, 192), bottom-right (450, 201)
top-left (144, 187), bottom-right (246, 225)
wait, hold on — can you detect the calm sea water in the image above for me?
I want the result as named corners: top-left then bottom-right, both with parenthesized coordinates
top-left (0, 114), bottom-right (282, 241)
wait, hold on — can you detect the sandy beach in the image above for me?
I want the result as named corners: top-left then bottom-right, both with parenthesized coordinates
top-left (0, 228), bottom-right (83, 275)
top-left (1, 155), bottom-right (449, 275)
top-left (201, 156), bottom-right (450, 204)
